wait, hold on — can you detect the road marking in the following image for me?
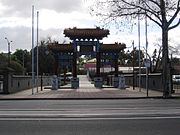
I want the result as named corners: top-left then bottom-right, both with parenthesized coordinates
top-left (0, 116), bottom-right (180, 121)
top-left (0, 106), bottom-right (180, 111)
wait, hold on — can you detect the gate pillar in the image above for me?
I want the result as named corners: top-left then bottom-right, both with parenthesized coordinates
top-left (113, 55), bottom-right (119, 88)
top-left (71, 40), bottom-right (79, 89)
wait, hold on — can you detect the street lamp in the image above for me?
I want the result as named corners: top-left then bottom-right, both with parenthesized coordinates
top-left (5, 37), bottom-right (12, 67)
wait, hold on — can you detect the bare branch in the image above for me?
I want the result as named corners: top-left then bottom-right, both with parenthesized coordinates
top-left (146, 14), bottom-right (162, 27)
top-left (168, 18), bottom-right (180, 30)
top-left (148, 0), bottom-right (161, 8)
top-left (91, 0), bottom-right (179, 31)
top-left (168, 0), bottom-right (180, 27)
top-left (143, 2), bottom-right (162, 23)
top-left (121, 0), bottom-right (162, 24)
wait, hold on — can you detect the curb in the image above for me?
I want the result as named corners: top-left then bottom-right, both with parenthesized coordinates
top-left (0, 96), bottom-right (165, 100)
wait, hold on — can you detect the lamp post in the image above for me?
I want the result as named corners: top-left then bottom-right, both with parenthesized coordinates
top-left (5, 37), bottom-right (12, 67)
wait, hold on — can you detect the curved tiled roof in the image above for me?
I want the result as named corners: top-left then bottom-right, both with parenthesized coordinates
top-left (48, 43), bottom-right (74, 52)
top-left (100, 43), bottom-right (126, 52)
top-left (48, 42), bottom-right (126, 53)
top-left (64, 27), bottom-right (109, 40)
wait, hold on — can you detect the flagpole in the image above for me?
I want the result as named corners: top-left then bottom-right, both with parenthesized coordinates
top-left (145, 11), bottom-right (149, 97)
top-left (36, 11), bottom-right (39, 93)
top-left (138, 10), bottom-right (141, 92)
top-left (32, 5), bottom-right (35, 95)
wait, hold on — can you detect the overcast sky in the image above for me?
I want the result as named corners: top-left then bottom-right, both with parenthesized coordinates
top-left (0, 0), bottom-right (179, 56)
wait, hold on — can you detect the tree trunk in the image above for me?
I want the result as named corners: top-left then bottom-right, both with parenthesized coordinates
top-left (161, 0), bottom-right (172, 98)
top-left (162, 27), bottom-right (171, 98)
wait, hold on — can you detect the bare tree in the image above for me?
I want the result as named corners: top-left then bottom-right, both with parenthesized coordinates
top-left (91, 0), bottom-right (180, 98)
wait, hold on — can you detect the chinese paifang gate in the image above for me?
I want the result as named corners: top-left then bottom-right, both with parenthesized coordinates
top-left (48, 27), bottom-right (126, 89)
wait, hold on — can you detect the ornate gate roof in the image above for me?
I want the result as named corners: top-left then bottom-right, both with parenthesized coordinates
top-left (48, 43), bottom-right (73, 52)
top-left (64, 27), bottom-right (109, 40)
top-left (100, 43), bottom-right (126, 52)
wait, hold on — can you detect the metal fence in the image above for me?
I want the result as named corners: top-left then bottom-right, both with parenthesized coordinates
top-left (173, 83), bottom-right (180, 93)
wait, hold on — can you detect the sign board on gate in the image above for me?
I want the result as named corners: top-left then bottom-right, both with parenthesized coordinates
top-left (76, 41), bottom-right (97, 46)
top-left (80, 46), bottom-right (93, 52)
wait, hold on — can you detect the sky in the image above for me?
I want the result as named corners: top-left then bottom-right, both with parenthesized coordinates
top-left (0, 0), bottom-right (179, 56)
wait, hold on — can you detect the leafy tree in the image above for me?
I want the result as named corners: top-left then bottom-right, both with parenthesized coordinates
top-left (0, 53), bottom-right (8, 70)
top-left (126, 48), bottom-right (145, 66)
top-left (84, 55), bottom-right (96, 62)
top-left (78, 57), bottom-right (86, 68)
top-left (34, 40), bottom-right (55, 75)
top-left (12, 49), bottom-right (24, 65)
top-left (0, 52), bottom-right (25, 74)
top-left (118, 50), bottom-right (128, 65)
top-left (151, 48), bottom-right (162, 72)
top-left (9, 61), bottom-right (25, 75)
top-left (12, 49), bottom-right (31, 73)
top-left (91, 0), bottom-right (180, 97)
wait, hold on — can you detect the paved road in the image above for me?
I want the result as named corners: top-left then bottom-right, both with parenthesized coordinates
top-left (0, 99), bottom-right (180, 135)
top-left (1, 118), bottom-right (179, 135)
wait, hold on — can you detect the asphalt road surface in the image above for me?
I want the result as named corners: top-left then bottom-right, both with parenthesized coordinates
top-left (0, 99), bottom-right (180, 135)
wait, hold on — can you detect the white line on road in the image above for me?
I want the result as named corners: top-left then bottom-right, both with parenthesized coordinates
top-left (0, 106), bottom-right (180, 111)
top-left (0, 116), bottom-right (180, 121)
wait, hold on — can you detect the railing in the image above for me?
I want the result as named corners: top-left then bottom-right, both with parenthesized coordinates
top-left (173, 82), bottom-right (180, 92)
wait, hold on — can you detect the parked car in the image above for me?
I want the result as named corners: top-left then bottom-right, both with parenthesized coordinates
top-left (173, 75), bottom-right (180, 84)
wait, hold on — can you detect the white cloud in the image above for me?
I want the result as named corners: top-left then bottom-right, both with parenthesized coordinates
top-left (0, 0), bottom-right (99, 52)
top-left (0, 0), bottom-right (179, 59)
top-left (0, 27), bottom-right (31, 52)
top-left (39, 9), bottom-right (97, 30)
top-left (0, 0), bottom-right (83, 17)
top-left (169, 27), bottom-right (180, 46)
top-left (0, 26), bottom-right (67, 52)
top-left (0, 17), bottom-right (31, 28)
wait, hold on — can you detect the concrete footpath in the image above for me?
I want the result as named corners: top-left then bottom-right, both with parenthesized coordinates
top-left (0, 75), bottom-right (163, 99)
